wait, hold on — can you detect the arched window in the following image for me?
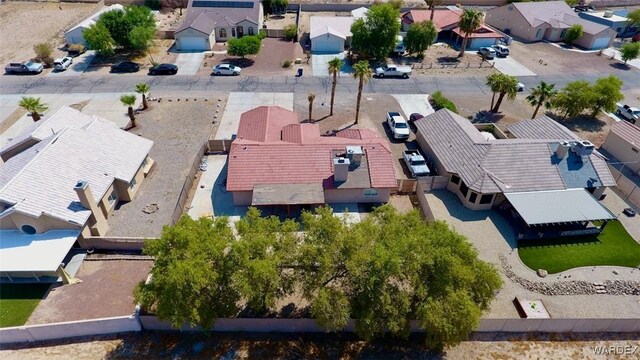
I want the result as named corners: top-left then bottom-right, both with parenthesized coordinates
top-left (21, 224), bottom-right (37, 235)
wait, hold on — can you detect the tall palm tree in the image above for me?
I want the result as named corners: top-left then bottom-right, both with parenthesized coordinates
top-left (486, 73), bottom-right (519, 113)
top-left (353, 60), bottom-right (372, 125)
top-left (425, 0), bottom-right (440, 21)
top-left (526, 81), bottom-right (558, 119)
top-left (18, 96), bottom-right (48, 122)
top-left (135, 83), bottom-right (150, 110)
top-left (120, 94), bottom-right (137, 128)
top-left (307, 92), bottom-right (315, 122)
top-left (327, 57), bottom-right (343, 116)
top-left (457, 9), bottom-right (483, 58)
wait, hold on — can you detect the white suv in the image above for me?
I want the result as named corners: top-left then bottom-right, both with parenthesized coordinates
top-left (53, 56), bottom-right (73, 71)
top-left (386, 112), bottom-right (410, 140)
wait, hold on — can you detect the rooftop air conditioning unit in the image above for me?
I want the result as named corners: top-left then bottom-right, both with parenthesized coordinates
top-left (573, 140), bottom-right (595, 157)
top-left (603, 11), bottom-right (613, 18)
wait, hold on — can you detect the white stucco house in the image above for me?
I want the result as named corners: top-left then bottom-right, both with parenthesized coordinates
top-left (309, 16), bottom-right (356, 53)
top-left (64, 4), bottom-right (124, 45)
top-left (174, 0), bottom-right (264, 51)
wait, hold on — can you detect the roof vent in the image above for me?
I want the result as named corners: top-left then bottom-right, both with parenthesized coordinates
top-left (333, 157), bottom-right (350, 183)
top-left (346, 146), bottom-right (363, 168)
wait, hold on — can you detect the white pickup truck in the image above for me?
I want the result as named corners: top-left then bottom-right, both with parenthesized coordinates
top-left (616, 103), bottom-right (640, 124)
top-left (403, 150), bottom-right (430, 177)
top-left (375, 64), bottom-right (411, 78)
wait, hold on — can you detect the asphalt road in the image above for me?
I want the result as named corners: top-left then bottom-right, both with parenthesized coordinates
top-left (1, 72), bottom-right (639, 97)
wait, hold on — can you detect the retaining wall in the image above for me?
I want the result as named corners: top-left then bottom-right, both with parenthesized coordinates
top-left (78, 236), bottom-right (147, 250)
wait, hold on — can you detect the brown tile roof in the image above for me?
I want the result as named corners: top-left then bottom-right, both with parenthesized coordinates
top-left (506, 116), bottom-right (579, 140)
top-left (610, 121), bottom-right (640, 147)
top-left (415, 109), bottom-right (616, 194)
top-left (452, 25), bottom-right (503, 39)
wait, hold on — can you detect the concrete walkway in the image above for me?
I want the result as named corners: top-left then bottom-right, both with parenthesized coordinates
top-left (215, 92), bottom-right (293, 140)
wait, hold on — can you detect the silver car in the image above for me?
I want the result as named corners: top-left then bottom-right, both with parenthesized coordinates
top-left (212, 64), bottom-right (241, 76)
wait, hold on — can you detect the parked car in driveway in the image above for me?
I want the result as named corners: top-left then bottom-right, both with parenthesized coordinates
top-left (386, 111), bottom-right (410, 141)
top-left (408, 113), bottom-right (424, 131)
top-left (403, 149), bottom-right (430, 177)
top-left (149, 63), bottom-right (178, 75)
top-left (110, 61), bottom-right (140, 73)
top-left (53, 57), bottom-right (73, 71)
top-left (4, 60), bottom-right (43, 74)
top-left (478, 47), bottom-right (496, 60)
top-left (491, 44), bottom-right (510, 57)
top-left (517, 82), bottom-right (525, 92)
top-left (213, 64), bottom-right (241, 76)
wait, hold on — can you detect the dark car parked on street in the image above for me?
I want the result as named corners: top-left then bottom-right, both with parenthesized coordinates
top-left (149, 63), bottom-right (178, 75)
top-left (111, 61), bottom-right (140, 73)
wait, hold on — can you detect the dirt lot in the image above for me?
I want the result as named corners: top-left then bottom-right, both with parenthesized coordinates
top-left (25, 260), bottom-right (152, 325)
top-left (106, 94), bottom-right (223, 237)
top-left (201, 38), bottom-right (306, 76)
top-left (155, 8), bottom-right (185, 32)
top-left (2, 332), bottom-right (639, 359)
top-left (391, 43), bottom-right (497, 77)
top-left (0, 1), bottom-right (102, 64)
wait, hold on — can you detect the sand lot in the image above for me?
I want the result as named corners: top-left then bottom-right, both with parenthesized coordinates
top-left (0, 1), bottom-right (102, 64)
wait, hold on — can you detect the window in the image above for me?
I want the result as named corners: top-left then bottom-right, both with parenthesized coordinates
top-left (363, 188), bottom-right (378, 196)
top-left (460, 182), bottom-right (469, 198)
top-left (469, 192), bottom-right (478, 203)
top-left (451, 175), bottom-right (460, 185)
top-left (129, 177), bottom-right (137, 189)
top-left (479, 194), bottom-right (493, 204)
top-left (220, 28), bottom-right (227, 38)
top-left (21, 224), bottom-right (37, 235)
top-left (560, 29), bottom-right (566, 38)
top-left (248, 27), bottom-right (254, 35)
top-left (107, 190), bottom-right (117, 205)
top-left (536, 29), bottom-right (542, 39)
top-left (231, 28), bottom-right (236, 37)
top-left (632, 148), bottom-right (638, 153)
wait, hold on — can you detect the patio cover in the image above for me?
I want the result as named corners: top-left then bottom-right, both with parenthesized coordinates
top-left (0, 230), bottom-right (80, 272)
top-left (505, 189), bottom-right (616, 226)
top-left (252, 183), bottom-right (325, 206)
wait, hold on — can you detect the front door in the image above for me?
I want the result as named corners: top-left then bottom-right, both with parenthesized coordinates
top-left (236, 26), bottom-right (244, 38)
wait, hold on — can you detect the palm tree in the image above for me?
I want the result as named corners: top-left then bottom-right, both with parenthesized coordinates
top-left (526, 81), bottom-right (558, 119)
top-left (457, 9), bottom-right (483, 58)
top-left (353, 60), bottom-right (373, 125)
top-left (486, 73), bottom-right (519, 113)
top-left (327, 57), bottom-right (343, 116)
top-left (307, 92), bottom-right (315, 122)
top-left (425, 0), bottom-right (440, 21)
top-left (120, 94), bottom-right (137, 128)
top-left (19, 96), bottom-right (48, 122)
top-left (135, 83), bottom-right (150, 110)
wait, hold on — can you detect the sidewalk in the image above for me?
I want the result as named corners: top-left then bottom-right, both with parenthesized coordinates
top-left (601, 48), bottom-right (640, 70)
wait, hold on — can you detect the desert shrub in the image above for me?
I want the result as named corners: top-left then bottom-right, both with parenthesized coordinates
top-left (282, 59), bottom-right (292, 68)
top-left (284, 24), bottom-right (297, 41)
top-left (431, 91), bottom-right (458, 113)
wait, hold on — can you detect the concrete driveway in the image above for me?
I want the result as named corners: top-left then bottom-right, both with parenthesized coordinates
top-left (47, 50), bottom-right (96, 77)
top-left (391, 94), bottom-right (435, 118)
top-left (311, 52), bottom-right (352, 77)
top-left (215, 92), bottom-right (294, 139)
top-left (490, 56), bottom-right (537, 77)
top-left (175, 52), bottom-right (204, 75)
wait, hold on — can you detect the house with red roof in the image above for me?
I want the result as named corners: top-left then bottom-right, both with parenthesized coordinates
top-left (401, 8), bottom-right (506, 50)
top-left (226, 106), bottom-right (398, 207)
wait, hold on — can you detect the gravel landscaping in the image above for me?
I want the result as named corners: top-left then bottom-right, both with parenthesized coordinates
top-left (106, 94), bottom-right (223, 237)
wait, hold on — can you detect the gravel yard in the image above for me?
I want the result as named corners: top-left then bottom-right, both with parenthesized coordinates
top-left (0, 1), bottom-right (102, 64)
top-left (106, 94), bottom-right (224, 237)
top-left (509, 41), bottom-right (616, 76)
top-left (390, 43), bottom-right (497, 77)
top-left (26, 260), bottom-right (152, 325)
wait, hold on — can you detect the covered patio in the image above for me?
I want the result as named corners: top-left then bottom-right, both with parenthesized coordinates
top-left (503, 189), bottom-right (616, 240)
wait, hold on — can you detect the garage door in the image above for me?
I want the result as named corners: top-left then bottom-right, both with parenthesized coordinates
top-left (469, 38), bottom-right (497, 50)
top-left (311, 35), bottom-right (344, 53)
top-left (178, 36), bottom-right (207, 51)
top-left (591, 36), bottom-right (611, 50)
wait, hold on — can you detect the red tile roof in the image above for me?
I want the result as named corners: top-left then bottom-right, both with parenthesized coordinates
top-left (401, 9), bottom-right (462, 31)
top-left (610, 121), bottom-right (640, 147)
top-left (452, 25), bottom-right (502, 39)
top-left (227, 107), bottom-right (397, 192)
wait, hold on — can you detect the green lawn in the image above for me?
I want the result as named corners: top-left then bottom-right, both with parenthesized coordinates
top-left (518, 221), bottom-right (640, 274)
top-left (0, 283), bottom-right (51, 328)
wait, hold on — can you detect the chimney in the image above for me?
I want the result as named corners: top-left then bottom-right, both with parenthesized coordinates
top-left (333, 157), bottom-right (350, 183)
top-left (555, 141), bottom-right (571, 159)
top-left (73, 180), bottom-right (108, 236)
top-left (346, 146), bottom-right (363, 168)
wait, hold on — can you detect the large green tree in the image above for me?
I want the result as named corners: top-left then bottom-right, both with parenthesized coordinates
top-left (457, 9), bottom-right (483, 58)
top-left (87, 6), bottom-right (156, 54)
top-left (83, 22), bottom-right (116, 55)
top-left (486, 73), bottom-right (519, 113)
top-left (553, 80), bottom-right (593, 119)
top-left (620, 42), bottom-right (640, 64)
top-left (350, 3), bottom-right (400, 60)
top-left (526, 81), bottom-right (558, 119)
top-left (590, 75), bottom-right (624, 117)
top-left (405, 21), bottom-right (438, 58)
top-left (564, 24), bottom-right (583, 45)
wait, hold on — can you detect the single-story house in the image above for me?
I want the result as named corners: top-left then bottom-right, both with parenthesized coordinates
top-left (64, 4), bottom-right (124, 46)
top-left (579, 10), bottom-right (639, 38)
top-left (310, 16), bottom-right (356, 53)
top-left (351, 6), bottom-right (369, 19)
top-left (174, 0), bottom-right (264, 51)
top-left (414, 109), bottom-right (617, 239)
top-left (226, 106), bottom-right (397, 206)
top-left (485, 1), bottom-right (616, 49)
top-left (401, 8), bottom-right (505, 50)
top-left (0, 107), bottom-right (154, 281)
top-left (601, 121), bottom-right (640, 174)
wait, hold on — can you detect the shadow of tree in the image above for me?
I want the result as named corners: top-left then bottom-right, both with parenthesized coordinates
top-left (609, 62), bottom-right (632, 71)
top-left (219, 57), bottom-right (256, 68)
top-left (544, 112), bottom-right (607, 133)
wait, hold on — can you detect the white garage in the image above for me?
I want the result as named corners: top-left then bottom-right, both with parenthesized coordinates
top-left (63, 4), bottom-right (123, 46)
top-left (310, 16), bottom-right (355, 53)
top-left (177, 36), bottom-right (208, 51)
top-left (174, 20), bottom-right (215, 52)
